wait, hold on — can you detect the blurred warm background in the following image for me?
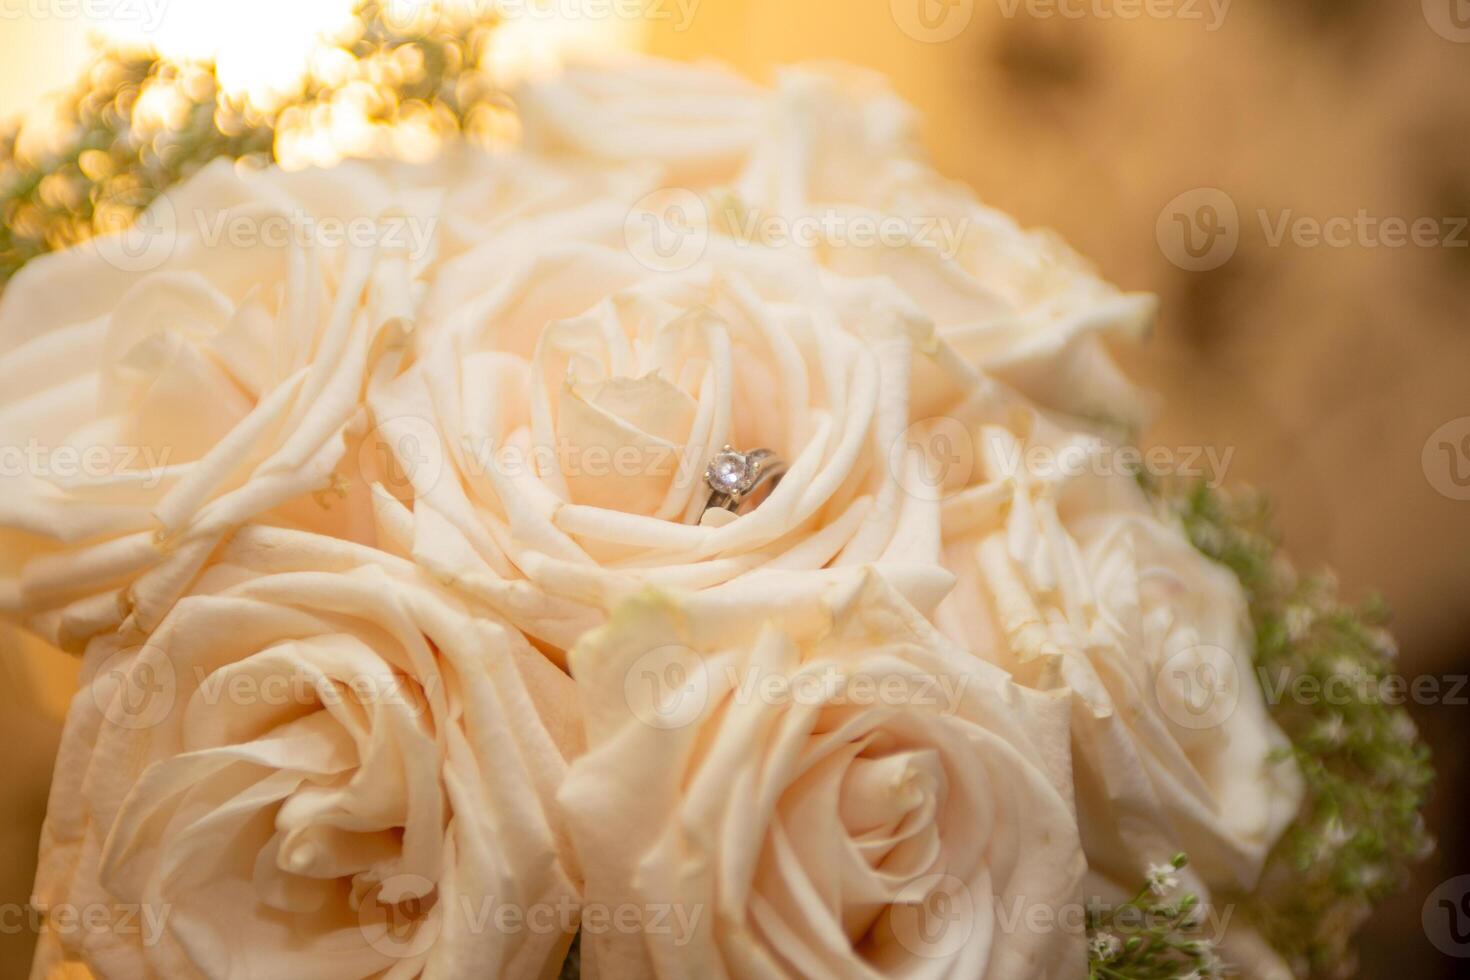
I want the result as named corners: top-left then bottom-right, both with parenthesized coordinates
top-left (2, 1), bottom-right (1466, 976)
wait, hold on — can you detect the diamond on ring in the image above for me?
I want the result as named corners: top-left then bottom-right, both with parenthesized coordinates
top-left (702, 445), bottom-right (786, 518)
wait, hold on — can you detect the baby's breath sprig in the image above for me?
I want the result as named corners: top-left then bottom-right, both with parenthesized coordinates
top-left (1152, 478), bottom-right (1435, 978)
top-left (1088, 853), bottom-right (1227, 980)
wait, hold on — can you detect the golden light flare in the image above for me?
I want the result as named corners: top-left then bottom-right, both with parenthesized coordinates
top-left (97, 0), bottom-right (358, 98)
top-left (93, 0), bottom-right (644, 98)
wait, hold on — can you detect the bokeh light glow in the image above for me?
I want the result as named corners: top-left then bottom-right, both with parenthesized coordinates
top-left (94, 0), bottom-right (641, 97)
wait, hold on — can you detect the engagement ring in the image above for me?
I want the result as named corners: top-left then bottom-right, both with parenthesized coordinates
top-left (702, 446), bottom-right (787, 518)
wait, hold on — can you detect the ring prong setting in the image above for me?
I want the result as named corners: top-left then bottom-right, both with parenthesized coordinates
top-left (701, 445), bottom-right (786, 519)
top-left (705, 447), bottom-right (760, 497)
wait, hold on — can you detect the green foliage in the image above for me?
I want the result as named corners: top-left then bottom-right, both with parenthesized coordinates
top-left (1158, 479), bottom-right (1435, 978)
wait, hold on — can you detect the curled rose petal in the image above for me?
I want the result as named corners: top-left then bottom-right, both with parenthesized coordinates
top-left (31, 526), bottom-right (582, 980)
top-left (560, 571), bottom-right (1086, 980)
top-left (931, 397), bottom-right (1302, 897)
top-left (370, 195), bottom-right (953, 658)
top-left (0, 159), bottom-right (444, 650)
top-left (519, 58), bottom-right (1157, 428)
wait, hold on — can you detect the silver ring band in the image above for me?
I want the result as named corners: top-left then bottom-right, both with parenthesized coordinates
top-left (702, 446), bottom-right (787, 518)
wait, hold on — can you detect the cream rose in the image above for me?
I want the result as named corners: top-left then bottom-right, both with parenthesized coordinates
top-left (32, 524), bottom-right (581, 979)
top-left (370, 187), bottom-right (952, 657)
top-left (515, 59), bottom-right (766, 186)
top-left (421, 145), bottom-right (658, 269)
top-left (518, 59), bottom-right (1156, 428)
top-left (560, 571), bottom-right (1087, 979)
top-left (0, 158), bottom-right (439, 651)
top-left (12, 53), bottom-right (1315, 980)
top-left (733, 65), bottom-right (1157, 429)
top-left (928, 397), bottom-right (1302, 895)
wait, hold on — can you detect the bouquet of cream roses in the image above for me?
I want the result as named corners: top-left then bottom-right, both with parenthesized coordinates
top-left (1, 20), bottom-right (1432, 980)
